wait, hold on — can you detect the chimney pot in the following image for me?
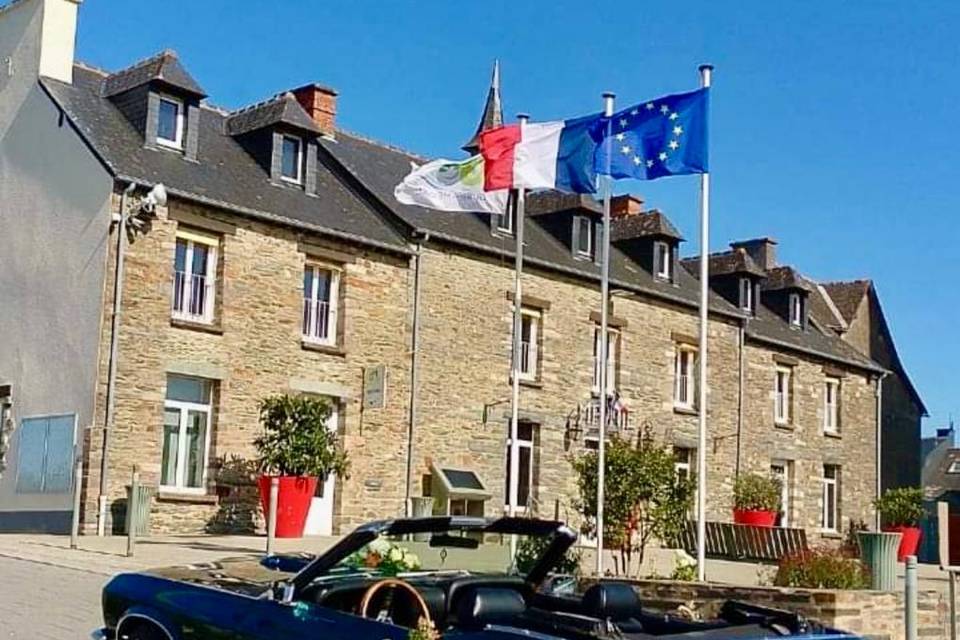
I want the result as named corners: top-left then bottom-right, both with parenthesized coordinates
top-left (611, 194), bottom-right (644, 218)
top-left (291, 83), bottom-right (338, 135)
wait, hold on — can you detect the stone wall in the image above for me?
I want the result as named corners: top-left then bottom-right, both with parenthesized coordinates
top-left (84, 195), bottom-right (413, 534)
top-left (581, 578), bottom-right (951, 640)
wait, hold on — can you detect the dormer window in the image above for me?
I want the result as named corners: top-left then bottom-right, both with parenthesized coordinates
top-left (280, 135), bottom-right (303, 184)
top-left (157, 95), bottom-right (185, 149)
top-left (740, 277), bottom-right (754, 313)
top-left (654, 241), bottom-right (672, 280)
top-left (789, 293), bottom-right (803, 327)
top-left (496, 202), bottom-right (515, 235)
top-left (574, 216), bottom-right (593, 258)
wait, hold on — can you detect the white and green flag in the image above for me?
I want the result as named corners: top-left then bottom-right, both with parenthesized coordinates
top-left (394, 154), bottom-right (508, 214)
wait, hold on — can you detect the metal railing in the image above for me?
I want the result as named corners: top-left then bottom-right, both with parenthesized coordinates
top-left (172, 271), bottom-right (213, 320)
top-left (676, 373), bottom-right (693, 407)
top-left (302, 298), bottom-right (336, 344)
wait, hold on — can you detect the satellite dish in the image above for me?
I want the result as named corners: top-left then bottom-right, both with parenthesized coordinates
top-left (141, 183), bottom-right (167, 213)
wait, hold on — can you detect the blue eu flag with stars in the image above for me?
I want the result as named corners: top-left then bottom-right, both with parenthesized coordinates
top-left (593, 88), bottom-right (708, 180)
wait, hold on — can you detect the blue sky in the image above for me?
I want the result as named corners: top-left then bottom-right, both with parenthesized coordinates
top-left (74, 1), bottom-right (958, 434)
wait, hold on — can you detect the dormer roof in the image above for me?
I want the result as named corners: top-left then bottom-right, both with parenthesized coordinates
top-left (225, 92), bottom-right (322, 136)
top-left (763, 266), bottom-right (814, 292)
top-left (611, 210), bottom-right (683, 242)
top-left (683, 248), bottom-right (765, 278)
top-left (526, 191), bottom-right (600, 216)
top-left (101, 50), bottom-right (206, 98)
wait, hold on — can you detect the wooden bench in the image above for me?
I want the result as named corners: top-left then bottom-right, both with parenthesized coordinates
top-left (673, 520), bottom-right (808, 562)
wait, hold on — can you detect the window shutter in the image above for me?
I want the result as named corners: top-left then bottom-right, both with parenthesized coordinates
top-left (184, 102), bottom-right (200, 161)
top-left (571, 216), bottom-right (581, 258)
top-left (270, 131), bottom-right (284, 184)
top-left (304, 140), bottom-right (319, 196)
top-left (593, 221), bottom-right (603, 265)
top-left (145, 91), bottom-right (160, 146)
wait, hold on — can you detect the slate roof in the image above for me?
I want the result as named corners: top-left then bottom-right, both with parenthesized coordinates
top-left (762, 266), bottom-right (814, 292)
top-left (822, 280), bottom-right (871, 323)
top-left (611, 210), bottom-right (683, 242)
top-left (682, 248), bottom-right (765, 278)
top-left (320, 130), bottom-right (742, 318)
top-left (101, 50), bottom-right (206, 98)
top-left (224, 92), bottom-right (320, 136)
top-left (41, 64), bottom-right (407, 252)
top-left (923, 445), bottom-right (960, 501)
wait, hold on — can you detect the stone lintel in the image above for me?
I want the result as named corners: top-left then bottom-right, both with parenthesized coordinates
top-left (167, 361), bottom-right (226, 380)
top-left (298, 240), bottom-right (358, 264)
top-left (589, 311), bottom-right (628, 329)
top-left (503, 291), bottom-right (552, 310)
top-left (288, 377), bottom-right (352, 399)
top-left (169, 207), bottom-right (237, 235)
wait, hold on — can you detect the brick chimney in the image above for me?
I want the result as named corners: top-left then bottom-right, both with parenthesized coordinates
top-left (729, 237), bottom-right (778, 271)
top-left (611, 194), bottom-right (644, 218)
top-left (291, 83), bottom-right (338, 135)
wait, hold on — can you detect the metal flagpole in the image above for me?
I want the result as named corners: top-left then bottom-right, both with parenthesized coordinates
top-left (695, 64), bottom-right (713, 582)
top-left (595, 92), bottom-right (615, 577)
top-left (508, 113), bottom-right (530, 523)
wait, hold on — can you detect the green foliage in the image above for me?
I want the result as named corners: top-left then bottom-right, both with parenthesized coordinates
top-left (514, 534), bottom-right (581, 576)
top-left (571, 431), bottom-right (695, 574)
top-left (732, 473), bottom-right (782, 512)
top-left (669, 550), bottom-right (698, 581)
top-left (254, 394), bottom-right (349, 478)
top-left (874, 487), bottom-right (924, 527)
top-left (774, 548), bottom-right (869, 590)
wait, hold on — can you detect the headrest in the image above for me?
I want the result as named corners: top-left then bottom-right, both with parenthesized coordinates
top-left (582, 583), bottom-right (641, 620)
top-left (455, 587), bottom-right (526, 629)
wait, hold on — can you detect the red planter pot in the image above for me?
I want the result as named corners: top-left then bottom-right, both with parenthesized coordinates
top-left (258, 475), bottom-right (318, 539)
top-left (883, 525), bottom-right (922, 561)
top-left (733, 509), bottom-right (777, 527)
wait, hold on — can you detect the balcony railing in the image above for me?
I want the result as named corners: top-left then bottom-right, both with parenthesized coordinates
top-left (675, 374), bottom-right (693, 407)
top-left (303, 298), bottom-right (336, 344)
top-left (519, 340), bottom-right (533, 377)
top-left (172, 271), bottom-right (213, 321)
top-left (565, 395), bottom-right (629, 443)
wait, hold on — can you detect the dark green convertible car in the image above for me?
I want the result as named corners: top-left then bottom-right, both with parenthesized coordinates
top-left (94, 516), bottom-right (853, 640)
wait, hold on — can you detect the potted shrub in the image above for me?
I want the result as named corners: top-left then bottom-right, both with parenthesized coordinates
top-left (254, 394), bottom-right (349, 538)
top-left (875, 487), bottom-right (924, 561)
top-left (732, 473), bottom-right (781, 527)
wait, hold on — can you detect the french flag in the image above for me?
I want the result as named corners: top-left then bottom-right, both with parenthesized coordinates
top-left (478, 114), bottom-right (601, 194)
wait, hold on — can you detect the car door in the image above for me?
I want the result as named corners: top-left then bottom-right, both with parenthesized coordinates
top-left (236, 597), bottom-right (412, 640)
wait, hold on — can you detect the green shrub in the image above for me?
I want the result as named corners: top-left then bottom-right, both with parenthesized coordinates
top-left (254, 394), bottom-right (349, 478)
top-left (732, 473), bottom-right (782, 512)
top-left (774, 548), bottom-right (869, 590)
top-left (874, 487), bottom-right (924, 527)
top-left (514, 534), bottom-right (581, 576)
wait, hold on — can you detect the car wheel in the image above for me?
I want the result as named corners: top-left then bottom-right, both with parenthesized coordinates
top-left (118, 620), bottom-right (169, 640)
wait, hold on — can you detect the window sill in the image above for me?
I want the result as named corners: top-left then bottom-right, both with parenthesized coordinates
top-left (518, 378), bottom-right (543, 389)
top-left (301, 340), bottom-right (346, 357)
top-left (156, 491), bottom-right (219, 505)
top-left (774, 422), bottom-right (794, 431)
top-left (820, 530), bottom-right (842, 539)
top-left (673, 405), bottom-right (698, 416)
top-left (824, 430), bottom-right (842, 439)
top-left (171, 317), bottom-right (223, 335)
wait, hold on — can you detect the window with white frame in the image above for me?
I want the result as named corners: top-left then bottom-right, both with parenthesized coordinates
top-left (592, 326), bottom-right (619, 394)
top-left (774, 366), bottom-right (792, 425)
top-left (674, 346), bottom-right (697, 409)
top-left (496, 204), bottom-right (515, 235)
top-left (949, 460), bottom-right (960, 474)
top-left (172, 230), bottom-right (218, 323)
top-left (302, 264), bottom-right (340, 346)
top-left (161, 375), bottom-right (213, 493)
top-left (518, 308), bottom-right (541, 381)
top-left (157, 95), bottom-right (184, 149)
top-left (654, 241), bottom-right (672, 280)
top-left (575, 216), bottom-right (593, 258)
top-left (674, 446), bottom-right (697, 515)
top-left (821, 464), bottom-right (839, 532)
top-left (770, 460), bottom-right (792, 527)
top-left (824, 377), bottom-right (840, 433)
top-left (505, 421), bottom-right (536, 510)
top-left (281, 135), bottom-right (303, 183)
top-left (789, 293), bottom-right (803, 327)
top-left (740, 277), bottom-right (754, 313)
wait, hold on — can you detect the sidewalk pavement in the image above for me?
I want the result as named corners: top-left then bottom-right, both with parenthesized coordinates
top-left (0, 533), bottom-right (339, 577)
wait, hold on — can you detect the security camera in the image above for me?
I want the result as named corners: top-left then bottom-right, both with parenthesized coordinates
top-left (140, 183), bottom-right (167, 214)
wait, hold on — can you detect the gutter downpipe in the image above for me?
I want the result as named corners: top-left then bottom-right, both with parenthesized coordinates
top-left (736, 320), bottom-right (745, 478)
top-left (404, 232), bottom-right (429, 516)
top-left (875, 371), bottom-right (888, 530)
top-left (98, 182), bottom-right (136, 535)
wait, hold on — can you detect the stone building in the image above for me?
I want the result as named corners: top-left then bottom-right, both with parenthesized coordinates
top-left (0, 0), bottom-right (919, 544)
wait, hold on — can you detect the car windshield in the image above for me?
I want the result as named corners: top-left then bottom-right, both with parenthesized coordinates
top-left (319, 530), bottom-right (549, 579)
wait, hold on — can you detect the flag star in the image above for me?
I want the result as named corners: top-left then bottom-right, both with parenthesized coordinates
top-left (646, 159), bottom-right (654, 167)
top-left (660, 104), bottom-right (670, 114)
top-left (619, 117), bottom-right (629, 128)
top-left (668, 140), bottom-right (679, 150)
top-left (632, 155), bottom-right (642, 165)
top-left (646, 102), bottom-right (655, 110)
top-left (658, 151), bottom-right (668, 161)
top-left (669, 112), bottom-right (679, 121)
top-left (630, 108), bottom-right (639, 116)
top-left (673, 125), bottom-right (683, 136)
top-left (615, 132), bottom-right (625, 141)
top-left (621, 145), bottom-right (631, 155)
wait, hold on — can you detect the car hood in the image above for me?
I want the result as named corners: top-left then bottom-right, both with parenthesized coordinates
top-left (145, 554), bottom-right (311, 597)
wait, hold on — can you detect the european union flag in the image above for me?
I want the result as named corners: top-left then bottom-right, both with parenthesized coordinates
top-left (594, 88), bottom-right (708, 180)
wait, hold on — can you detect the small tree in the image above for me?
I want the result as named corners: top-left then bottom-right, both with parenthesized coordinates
top-left (732, 473), bottom-right (781, 512)
top-left (254, 394), bottom-right (349, 479)
top-left (874, 487), bottom-right (924, 527)
top-left (571, 430), bottom-right (694, 575)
